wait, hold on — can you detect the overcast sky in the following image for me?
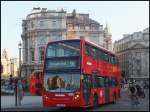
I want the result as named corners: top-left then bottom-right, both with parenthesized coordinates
top-left (1, 1), bottom-right (149, 58)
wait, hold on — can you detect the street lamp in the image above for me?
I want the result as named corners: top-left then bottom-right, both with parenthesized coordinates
top-left (18, 42), bottom-right (22, 78)
top-left (10, 58), bottom-right (17, 77)
top-left (10, 59), bottom-right (13, 76)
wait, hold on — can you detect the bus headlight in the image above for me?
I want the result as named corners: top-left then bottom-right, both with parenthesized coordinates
top-left (74, 94), bottom-right (80, 100)
top-left (44, 95), bottom-right (49, 99)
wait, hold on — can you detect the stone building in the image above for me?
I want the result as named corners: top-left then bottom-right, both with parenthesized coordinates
top-left (21, 7), bottom-right (112, 79)
top-left (113, 28), bottom-right (149, 83)
top-left (103, 24), bottom-right (112, 51)
top-left (1, 49), bottom-right (18, 78)
top-left (21, 8), bottom-right (67, 79)
top-left (66, 9), bottom-right (104, 47)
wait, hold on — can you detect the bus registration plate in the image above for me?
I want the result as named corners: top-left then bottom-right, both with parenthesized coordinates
top-left (56, 104), bottom-right (66, 107)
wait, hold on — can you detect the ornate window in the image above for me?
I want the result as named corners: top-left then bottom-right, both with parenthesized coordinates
top-left (68, 24), bottom-right (74, 30)
top-left (90, 24), bottom-right (98, 30)
top-left (40, 21), bottom-right (44, 27)
top-left (51, 33), bottom-right (61, 41)
top-left (52, 21), bottom-right (57, 27)
top-left (31, 48), bottom-right (34, 61)
top-left (39, 46), bottom-right (45, 61)
top-left (31, 21), bottom-right (34, 28)
top-left (79, 25), bottom-right (85, 30)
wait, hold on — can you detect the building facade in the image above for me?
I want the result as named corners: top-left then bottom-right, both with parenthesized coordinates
top-left (113, 28), bottom-right (149, 83)
top-left (103, 24), bottom-right (112, 51)
top-left (66, 9), bottom-right (105, 47)
top-left (21, 8), bottom-right (67, 79)
top-left (21, 7), bottom-right (112, 79)
top-left (1, 49), bottom-right (18, 79)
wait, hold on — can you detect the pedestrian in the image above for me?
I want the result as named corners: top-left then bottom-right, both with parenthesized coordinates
top-left (22, 78), bottom-right (26, 91)
top-left (136, 84), bottom-right (145, 99)
top-left (17, 79), bottom-right (24, 106)
top-left (128, 83), bottom-right (139, 108)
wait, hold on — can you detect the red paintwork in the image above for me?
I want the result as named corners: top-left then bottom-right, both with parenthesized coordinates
top-left (43, 90), bottom-right (83, 107)
top-left (42, 38), bottom-right (121, 108)
top-left (29, 70), bottom-right (43, 96)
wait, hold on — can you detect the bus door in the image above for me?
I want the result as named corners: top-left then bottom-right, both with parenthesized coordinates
top-left (82, 75), bottom-right (92, 106)
top-left (105, 77), bottom-right (110, 103)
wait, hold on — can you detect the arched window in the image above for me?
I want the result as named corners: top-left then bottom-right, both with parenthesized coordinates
top-left (40, 21), bottom-right (44, 27)
top-left (31, 21), bottom-right (34, 28)
top-left (39, 46), bottom-right (45, 61)
top-left (31, 48), bottom-right (35, 61)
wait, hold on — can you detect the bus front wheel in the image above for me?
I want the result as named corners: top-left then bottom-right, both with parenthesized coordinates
top-left (93, 95), bottom-right (99, 108)
top-left (113, 94), bottom-right (116, 104)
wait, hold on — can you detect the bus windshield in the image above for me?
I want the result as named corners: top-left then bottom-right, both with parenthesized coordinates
top-left (46, 41), bottom-right (80, 58)
top-left (44, 73), bottom-right (80, 92)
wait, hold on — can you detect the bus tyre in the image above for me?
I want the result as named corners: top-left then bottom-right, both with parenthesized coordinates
top-left (113, 94), bottom-right (116, 104)
top-left (93, 95), bottom-right (99, 108)
top-left (36, 90), bottom-right (40, 96)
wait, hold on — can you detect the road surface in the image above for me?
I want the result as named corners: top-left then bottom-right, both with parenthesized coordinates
top-left (1, 89), bottom-right (149, 111)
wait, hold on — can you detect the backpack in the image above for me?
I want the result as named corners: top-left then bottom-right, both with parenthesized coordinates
top-left (130, 86), bottom-right (137, 95)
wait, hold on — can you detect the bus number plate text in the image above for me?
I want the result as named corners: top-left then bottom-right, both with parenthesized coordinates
top-left (56, 104), bottom-right (66, 107)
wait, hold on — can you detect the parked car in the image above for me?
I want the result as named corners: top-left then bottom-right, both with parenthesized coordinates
top-left (2, 86), bottom-right (14, 94)
top-left (1, 80), bottom-right (14, 94)
top-left (1, 79), bottom-right (5, 85)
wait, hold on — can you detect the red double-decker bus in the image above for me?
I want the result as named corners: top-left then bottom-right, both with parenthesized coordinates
top-left (42, 38), bottom-right (121, 108)
top-left (29, 70), bottom-right (43, 95)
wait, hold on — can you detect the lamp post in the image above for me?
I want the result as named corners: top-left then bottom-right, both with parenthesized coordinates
top-left (10, 58), bottom-right (17, 77)
top-left (18, 42), bottom-right (22, 78)
top-left (10, 59), bottom-right (13, 77)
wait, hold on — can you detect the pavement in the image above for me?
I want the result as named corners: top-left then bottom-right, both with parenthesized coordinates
top-left (1, 89), bottom-right (149, 111)
top-left (1, 95), bottom-right (42, 109)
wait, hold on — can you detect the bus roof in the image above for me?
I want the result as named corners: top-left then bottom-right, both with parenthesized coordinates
top-left (84, 39), bottom-right (116, 56)
top-left (47, 39), bottom-right (80, 45)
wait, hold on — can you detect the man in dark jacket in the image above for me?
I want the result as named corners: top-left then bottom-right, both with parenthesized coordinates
top-left (136, 84), bottom-right (145, 98)
top-left (129, 83), bottom-right (139, 108)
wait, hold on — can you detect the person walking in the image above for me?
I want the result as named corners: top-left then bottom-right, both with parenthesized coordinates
top-left (136, 84), bottom-right (145, 99)
top-left (17, 79), bottom-right (24, 106)
top-left (128, 83), bottom-right (139, 108)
